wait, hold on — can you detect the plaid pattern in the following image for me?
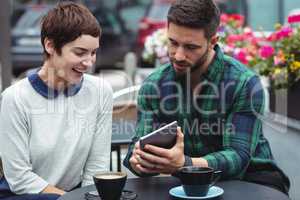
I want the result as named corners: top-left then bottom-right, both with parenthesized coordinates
top-left (124, 45), bottom-right (288, 181)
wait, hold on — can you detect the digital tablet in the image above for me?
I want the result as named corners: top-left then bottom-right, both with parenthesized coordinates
top-left (139, 121), bottom-right (178, 150)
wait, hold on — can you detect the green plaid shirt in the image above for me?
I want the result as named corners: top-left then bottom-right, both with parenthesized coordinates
top-left (124, 45), bottom-right (289, 182)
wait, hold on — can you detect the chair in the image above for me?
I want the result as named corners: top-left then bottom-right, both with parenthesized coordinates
top-left (113, 101), bottom-right (137, 121)
top-left (110, 101), bottom-right (137, 172)
top-left (0, 97), bottom-right (3, 179)
top-left (0, 159), bottom-right (3, 179)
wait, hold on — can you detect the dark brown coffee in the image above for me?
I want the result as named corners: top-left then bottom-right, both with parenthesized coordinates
top-left (93, 172), bottom-right (127, 200)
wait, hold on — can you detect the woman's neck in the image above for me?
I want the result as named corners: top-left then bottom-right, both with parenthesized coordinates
top-left (38, 62), bottom-right (67, 91)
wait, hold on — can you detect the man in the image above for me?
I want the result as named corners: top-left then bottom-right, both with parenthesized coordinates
top-left (124, 0), bottom-right (290, 194)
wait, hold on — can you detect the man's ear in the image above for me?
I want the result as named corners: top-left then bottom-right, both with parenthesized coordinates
top-left (209, 34), bottom-right (219, 49)
top-left (44, 38), bottom-right (55, 56)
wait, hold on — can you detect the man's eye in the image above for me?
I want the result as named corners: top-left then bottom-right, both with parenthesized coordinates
top-left (169, 39), bottom-right (178, 46)
top-left (185, 45), bottom-right (198, 50)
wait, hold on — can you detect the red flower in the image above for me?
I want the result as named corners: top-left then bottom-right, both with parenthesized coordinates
top-left (228, 14), bottom-right (245, 27)
top-left (229, 14), bottom-right (244, 21)
top-left (288, 14), bottom-right (300, 24)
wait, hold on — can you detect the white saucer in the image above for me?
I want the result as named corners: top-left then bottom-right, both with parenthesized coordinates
top-left (169, 185), bottom-right (224, 199)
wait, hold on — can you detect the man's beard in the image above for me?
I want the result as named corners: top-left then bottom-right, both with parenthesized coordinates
top-left (171, 47), bottom-right (209, 77)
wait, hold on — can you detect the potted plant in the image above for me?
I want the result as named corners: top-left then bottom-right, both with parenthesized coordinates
top-left (267, 14), bottom-right (300, 120)
top-left (210, 13), bottom-right (300, 119)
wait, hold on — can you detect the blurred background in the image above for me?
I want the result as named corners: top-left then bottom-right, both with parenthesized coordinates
top-left (3, 0), bottom-right (300, 78)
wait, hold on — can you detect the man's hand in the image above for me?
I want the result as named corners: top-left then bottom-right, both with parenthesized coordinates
top-left (129, 141), bottom-right (148, 174)
top-left (133, 127), bottom-right (185, 174)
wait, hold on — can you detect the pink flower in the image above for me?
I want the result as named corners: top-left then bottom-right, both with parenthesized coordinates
top-left (220, 14), bottom-right (229, 24)
top-left (226, 34), bottom-right (243, 44)
top-left (234, 49), bottom-right (248, 65)
top-left (259, 45), bottom-right (274, 59)
top-left (288, 14), bottom-right (300, 24)
top-left (276, 26), bottom-right (293, 40)
top-left (267, 33), bottom-right (277, 42)
top-left (243, 27), bottom-right (253, 36)
top-left (250, 37), bottom-right (260, 46)
top-left (223, 45), bottom-right (234, 54)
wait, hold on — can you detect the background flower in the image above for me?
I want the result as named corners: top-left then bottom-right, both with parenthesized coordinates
top-left (142, 29), bottom-right (169, 67)
top-left (142, 13), bottom-right (300, 89)
top-left (219, 13), bottom-right (300, 89)
top-left (259, 45), bottom-right (274, 59)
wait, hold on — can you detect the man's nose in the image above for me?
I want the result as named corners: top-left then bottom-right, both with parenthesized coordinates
top-left (174, 46), bottom-right (186, 61)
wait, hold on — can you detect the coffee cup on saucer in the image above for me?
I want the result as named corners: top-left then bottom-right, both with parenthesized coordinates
top-left (93, 171), bottom-right (127, 200)
top-left (175, 166), bottom-right (222, 197)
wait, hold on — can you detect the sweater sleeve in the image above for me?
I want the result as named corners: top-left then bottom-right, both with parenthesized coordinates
top-left (81, 82), bottom-right (113, 187)
top-left (0, 89), bottom-right (49, 194)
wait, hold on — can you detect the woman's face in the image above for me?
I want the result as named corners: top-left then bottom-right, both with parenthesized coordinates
top-left (46, 34), bottom-right (99, 86)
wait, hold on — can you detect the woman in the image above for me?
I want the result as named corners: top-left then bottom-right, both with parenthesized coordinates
top-left (0, 2), bottom-right (113, 199)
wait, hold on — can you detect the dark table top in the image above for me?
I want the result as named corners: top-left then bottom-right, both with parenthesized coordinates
top-left (58, 176), bottom-right (290, 200)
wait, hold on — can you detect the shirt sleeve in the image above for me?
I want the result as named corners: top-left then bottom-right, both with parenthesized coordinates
top-left (123, 81), bottom-right (160, 177)
top-left (202, 76), bottom-right (265, 178)
top-left (81, 83), bottom-right (113, 187)
top-left (0, 89), bottom-right (49, 194)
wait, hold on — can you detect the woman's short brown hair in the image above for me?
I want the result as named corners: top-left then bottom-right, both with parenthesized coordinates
top-left (41, 1), bottom-right (101, 58)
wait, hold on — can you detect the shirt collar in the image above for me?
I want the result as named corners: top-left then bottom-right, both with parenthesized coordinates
top-left (27, 68), bottom-right (83, 99)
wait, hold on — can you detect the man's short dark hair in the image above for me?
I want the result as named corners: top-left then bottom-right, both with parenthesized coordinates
top-left (41, 1), bottom-right (101, 58)
top-left (167, 0), bottom-right (220, 39)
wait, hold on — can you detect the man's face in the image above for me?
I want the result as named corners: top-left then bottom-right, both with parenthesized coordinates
top-left (167, 23), bottom-right (215, 76)
top-left (46, 34), bottom-right (99, 85)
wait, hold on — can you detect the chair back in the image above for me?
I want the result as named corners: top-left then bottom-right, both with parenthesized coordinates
top-left (113, 101), bottom-right (137, 121)
top-left (0, 158), bottom-right (3, 179)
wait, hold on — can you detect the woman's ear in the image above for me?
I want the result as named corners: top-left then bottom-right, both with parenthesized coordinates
top-left (44, 38), bottom-right (55, 56)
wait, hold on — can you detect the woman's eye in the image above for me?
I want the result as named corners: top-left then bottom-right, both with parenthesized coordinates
top-left (75, 51), bottom-right (85, 56)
